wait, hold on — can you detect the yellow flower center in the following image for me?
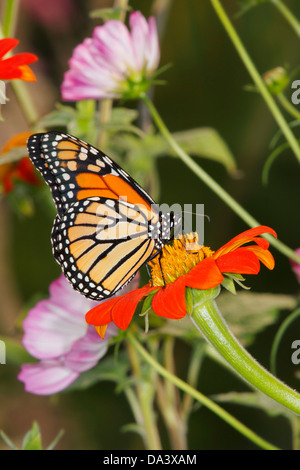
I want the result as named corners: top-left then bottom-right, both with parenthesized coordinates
top-left (148, 233), bottom-right (214, 287)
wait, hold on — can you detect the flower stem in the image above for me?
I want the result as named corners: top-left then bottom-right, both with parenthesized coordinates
top-left (97, 98), bottom-right (113, 150)
top-left (9, 81), bottom-right (39, 126)
top-left (189, 288), bottom-right (300, 416)
top-left (2, 0), bottom-right (19, 37)
top-left (127, 331), bottom-right (279, 449)
top-left (271, 0), bottom-right (300, 37)
top-left (141, 93), bottom-right (300, 265)
top-left (277, 93), bottom-right (300, 121)
top-left (210, 0), bottom-right (300, 164)
top-left (126, 339), bottom-right (162, 450)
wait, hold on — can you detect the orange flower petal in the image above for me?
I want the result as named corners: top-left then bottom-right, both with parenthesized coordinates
top-left (86, 285), bottom-right (155, 330)
top-left (18, 64), bottom-right (36, 82)
top-left (246, 246), bottom-right (275, 270)
top-left (0, 38), bottom-right (18, 59)
top-left (185, 257), bottom-right (224, 289)
top-left (151, 276), bottom-right (186, 319)
top-left (15, 158), bottom-right (41, 185)
top-left (0, 133), bottom-right (39, 193)
top-left (94, 324), bottom-right (108, 339)
top-left (0, 45), bottom-right (38, 81)
top-left (85, 297), bottom-right (117, 326)
top-left (214, 226), bottom-right (277, 258)
top-left (1, 131), bottom-right (33, 153)
top-left (215, 248), bottom-right (261, 274)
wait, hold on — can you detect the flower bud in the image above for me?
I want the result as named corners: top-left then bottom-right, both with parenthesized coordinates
top-left (262, 67), bottom-right (289, 95)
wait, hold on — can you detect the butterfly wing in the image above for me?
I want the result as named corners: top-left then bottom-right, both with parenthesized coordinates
top-left (52, 197), bottom-right (157, 299)
top-left (27, 132), bottom-right (156, 217)
top-left (27, 132), bottom-right (162, 299)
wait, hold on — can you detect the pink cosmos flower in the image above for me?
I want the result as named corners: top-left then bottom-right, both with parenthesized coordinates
top-left (290, 248), bottom-right (300, 284)
top-left (18, 274), bottom-right (138, 395)
top-left (61, 11), bottom-right (160, 101)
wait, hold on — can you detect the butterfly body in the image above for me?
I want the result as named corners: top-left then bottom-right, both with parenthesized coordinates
top-left (27, 132), bottom-right (180, 300)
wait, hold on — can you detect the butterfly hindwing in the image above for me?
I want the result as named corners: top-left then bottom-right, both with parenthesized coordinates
top-left (51, 197), bottom-right (156, 299)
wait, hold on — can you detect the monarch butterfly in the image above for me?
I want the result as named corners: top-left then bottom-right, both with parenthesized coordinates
top-left (27, 132), bottom-right (181, 300)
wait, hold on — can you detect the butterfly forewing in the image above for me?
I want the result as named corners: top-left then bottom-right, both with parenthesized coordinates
top-left (27, 132), bottom-right (156, 217)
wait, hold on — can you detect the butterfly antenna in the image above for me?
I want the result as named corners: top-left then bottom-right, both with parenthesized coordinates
top-left (182, 210), bottom-right (210, 223)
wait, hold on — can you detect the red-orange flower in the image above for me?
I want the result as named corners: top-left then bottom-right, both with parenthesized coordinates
top-left (85, 226), bottom-right (277, 338)
top-left (0, 132), bottom-right (41, 193)
top-left (0, 38), bottom-right (38, 82)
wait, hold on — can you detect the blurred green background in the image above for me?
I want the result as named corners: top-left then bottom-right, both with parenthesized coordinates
top-left (0, 0), bottom-right (300, 450)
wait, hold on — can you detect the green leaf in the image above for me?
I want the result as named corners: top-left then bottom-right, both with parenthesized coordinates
top-left (21, 422), bottom-right (43, 450)
top-left (218, 291), bottom-right (298, 345)
top-left (109, 107), bottom-right (139, 125)
top-left (114, 126), bottom-right (236, 173)
top-left (121, 423), bottom-right (144, 437)
top-left (221, 276), bottom-right (237, 294)
top-left (37, 103), bottom-right (76, 129)
top-left (172, 128), bottom-right (237, 173)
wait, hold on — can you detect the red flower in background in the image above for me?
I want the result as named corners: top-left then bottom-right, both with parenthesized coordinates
top-left (0, 38), bottom-right (37, 82)
top-left (86, 226), bottom-right (277, 338)
top-left (0, 132), bottom-right (41, 193)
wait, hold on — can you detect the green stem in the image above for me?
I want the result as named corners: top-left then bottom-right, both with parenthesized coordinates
top-left (181, 342), bottom-right (205, 421)
top-left (210, 0), bottom-right (300, 164)
top-left (2, 0), bottom-right (19, 37)
top-left (9, 80), bottom-right (39, 126)
top-left (190, 287), bottom-right (300, 416)
top-left (141, 94), bottom-right (300, 265)
top-left (95, 0), bottom-right (129, 149)
top-left (262, 140), bottom-right (289, 185)
top-left (126, 339), bottom-right (162, 450)
top-left (97, 98), bottom-right (113, 150)
top-left (271, 0), bottom-right (300, 37)
top-left (127, 331), bottom-right (279, 450)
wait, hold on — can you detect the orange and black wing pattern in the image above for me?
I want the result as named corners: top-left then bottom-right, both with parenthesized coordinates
top-left (27, 132), bottom-right (156, 217)
top-left (27, 132), bottom-right (162, 300)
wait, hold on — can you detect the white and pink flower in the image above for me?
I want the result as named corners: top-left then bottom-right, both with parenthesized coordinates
top-left (61, 11), bottom-right (160, 101)
top-left (18, 274), bottom-right (132, 395)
